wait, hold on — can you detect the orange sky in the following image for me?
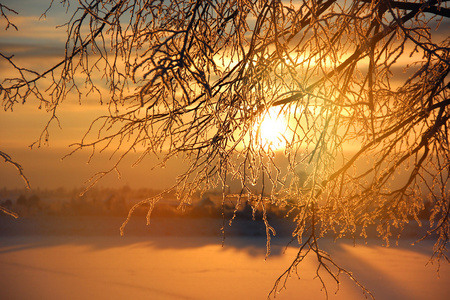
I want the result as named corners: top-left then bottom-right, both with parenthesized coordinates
top-left (0, 1), bottom-right (182, 189)
top-left (1, 1), bottom-right (449, 190)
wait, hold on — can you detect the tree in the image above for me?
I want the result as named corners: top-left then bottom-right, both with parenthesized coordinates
top-left (1, 0), bottom-right (449, 298)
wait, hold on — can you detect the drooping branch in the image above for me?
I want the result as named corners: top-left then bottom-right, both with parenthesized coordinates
top-left (0, 150), bottom-right (30, 189)
top-left (1, 1), bottom-right (450, 298)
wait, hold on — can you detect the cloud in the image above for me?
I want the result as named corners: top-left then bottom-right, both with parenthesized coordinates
top-left (0, 13), bottom-right (68, 41)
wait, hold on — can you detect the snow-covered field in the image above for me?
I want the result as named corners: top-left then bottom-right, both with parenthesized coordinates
top-left (1, 216), bottom-right (449, 300)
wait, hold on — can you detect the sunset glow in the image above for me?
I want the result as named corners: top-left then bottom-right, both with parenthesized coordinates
top-left (1, 1), bottom-right (450, 300)
top-left (255, 107), bottom-right (288, 151)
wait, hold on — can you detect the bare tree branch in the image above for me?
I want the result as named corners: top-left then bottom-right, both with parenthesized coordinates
top-left (1, 0), bottom-right (450, 297)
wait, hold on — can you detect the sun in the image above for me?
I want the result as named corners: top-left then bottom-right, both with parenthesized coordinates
top-left (255, 107), bottom-right (288, 151)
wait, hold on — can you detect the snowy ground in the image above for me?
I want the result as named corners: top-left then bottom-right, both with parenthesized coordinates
top-left (1, 216), bottom-right (449, 300)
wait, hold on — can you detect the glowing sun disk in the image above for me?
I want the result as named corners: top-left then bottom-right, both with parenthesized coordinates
top-left (257, 108), bottom-right (288, 150)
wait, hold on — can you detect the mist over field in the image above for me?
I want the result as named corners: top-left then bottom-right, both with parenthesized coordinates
top-left (1, 187), bottom-right (449, 300)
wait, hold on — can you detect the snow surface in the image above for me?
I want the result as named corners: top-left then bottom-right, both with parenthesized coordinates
top-left (1, 216), bottom-right (449, 300)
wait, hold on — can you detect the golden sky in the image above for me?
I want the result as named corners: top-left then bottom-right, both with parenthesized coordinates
top-left (1, 0), bottom-right (449, 190)
top-left (0, 0), bottom-right (186, 189)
